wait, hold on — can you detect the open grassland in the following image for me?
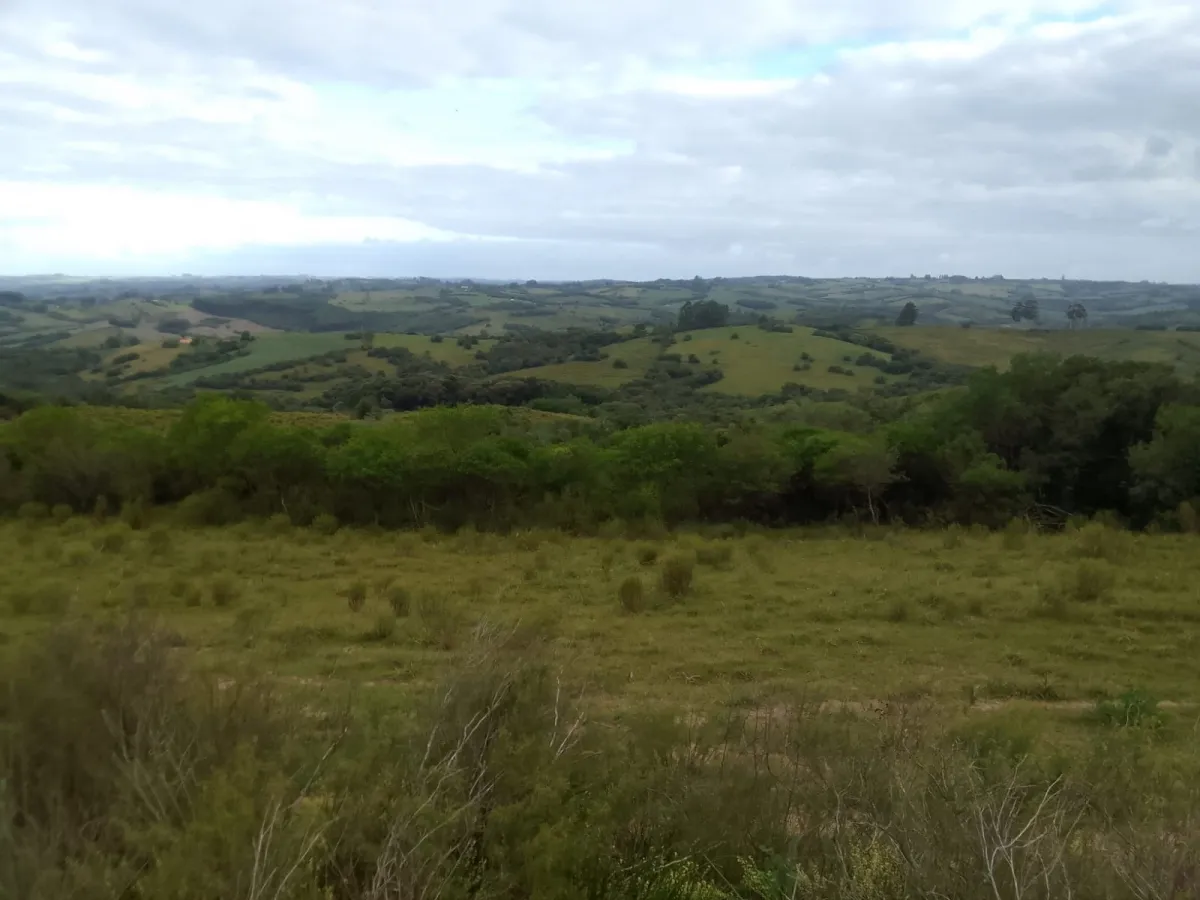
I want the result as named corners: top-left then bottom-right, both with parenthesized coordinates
top-left (374, 332), bottom-right (495, 365)
top-left (877, 325), bottom-right (1200, 376)
top-left (3, 519), bottom-right (1196, 716)
top-left (159, 332), bottom-right (353, 386)
top-left (4, 517), bottom-right (1199, 899)
top-left (511, 326), bottom-right (900, 394)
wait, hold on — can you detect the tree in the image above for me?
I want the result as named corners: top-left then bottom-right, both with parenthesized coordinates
top-left (1066, 303), bottom-right (1088, 329)
top-left (360, 330), bottom-right (376, 350)
top-left (1010, 298), bottom-right (1039, 323)
top-left (895, 302), bottom-right (919, 327)
top-left (676, 299), bottom-right (729, 332)
top-left (814, 436), bottom-right (898, 525)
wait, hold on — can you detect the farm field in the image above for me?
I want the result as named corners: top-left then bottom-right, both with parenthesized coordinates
top-left (3, 519), bottom-right (1196, 715)
top-left (877, 325), bottom-right (1200, 376)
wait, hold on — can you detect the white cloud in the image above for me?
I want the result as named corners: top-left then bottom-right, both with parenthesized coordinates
top-left (1, 0), bottom-right (1198, 278)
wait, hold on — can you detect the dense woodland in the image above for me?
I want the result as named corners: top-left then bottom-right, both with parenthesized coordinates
top-left (3, 354), bottom-right (1199, 532)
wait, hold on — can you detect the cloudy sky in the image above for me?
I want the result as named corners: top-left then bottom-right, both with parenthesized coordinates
top-left (2, 0), bottom-right (1198, 280)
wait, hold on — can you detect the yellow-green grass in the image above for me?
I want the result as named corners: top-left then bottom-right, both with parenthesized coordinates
top-left (3, 521), bottom-right (1196, 719)
top-left (508, 336), bottom-right (664, 388)
top-left (510, 327), bottom-right (898, 395)
top-left (876, 326), bottom-right (1200, 376)
top-left (374, 333), bottom-right (494, 366)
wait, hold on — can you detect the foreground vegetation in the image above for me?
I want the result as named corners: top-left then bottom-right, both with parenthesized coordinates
top-left (2, 518), bottom-right (1199, 899)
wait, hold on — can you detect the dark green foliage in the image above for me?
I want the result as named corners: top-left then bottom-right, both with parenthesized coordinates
top-left (896, 301), bottom-right (919, 326)
top-left (677, 299), bottom-right (730, 331)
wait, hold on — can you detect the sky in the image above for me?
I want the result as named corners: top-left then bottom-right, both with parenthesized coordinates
top-left (1, 0), bottom-right (1198, 281)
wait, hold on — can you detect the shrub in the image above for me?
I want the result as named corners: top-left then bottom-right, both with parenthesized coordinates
top-left (17, 501), bottom-right (49, 522)
top-left (386, 585), bottom-right (412, 617)
top-left (942, 525), bottom-right (964, 550)
top-left (1092, 689), bottom-right (1165, 729)
top-left (266, 513), bottom-right (292, 534)
top-left (343, 580), bottom-right (368, 613)
top-left (618, 576), bottom-right (646, 614)
top-left (637, 546), bottom-right (659, 566)
top-left (695, 544), bottom-right (733, 568)
top-left (1075, 523), bottom-right (1130, 562)
top-left (8, 581), bottom-right (71, 616)
top-left (659, 555), bottom-right (694, 599)
top-left (176, 489), bottom-right (240, 527)
top-left (366, 613), bottom-right (397, 642)
top-left (210, 576), bottom-right (239, 608)
top-left (144, 526), bottom-right (173, 556)
top-left (92, 526), bottom-right (130, 554)
top-left (1067, 561), bottom-right (1116, 603)
top-left (311, 513), bottom-right (339, 536)
top-left (1001, 518), bottom-right (1027, 551)
top-left (119, 498), bottom-right (148, 530)
top-left (50, 503), bottom-right (74, 524)
top-left (1179, 500), bottom-right (1199, 534)
top-left (416, 594), bottom-right (465, 650)
top-left (612, 358), bottom-right (629, 369)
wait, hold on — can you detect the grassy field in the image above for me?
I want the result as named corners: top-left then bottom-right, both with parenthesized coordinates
top-left (512, 326), bottom-right (899, 395)
top-left (159, 333), bottom-right (353, 386)
top-left (877, 326), bottom-right (1200, 376)
top-left (5, 517), bottom-right (1198, 897)
top-left (3, 519), bottom-right (1195, 717)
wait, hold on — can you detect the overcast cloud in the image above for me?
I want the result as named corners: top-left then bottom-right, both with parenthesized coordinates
top-left (1, 0), bottom-right (1198, 280)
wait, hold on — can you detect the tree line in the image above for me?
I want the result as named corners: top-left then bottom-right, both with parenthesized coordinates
top-left (3, 353), bottom-right (1199, 531)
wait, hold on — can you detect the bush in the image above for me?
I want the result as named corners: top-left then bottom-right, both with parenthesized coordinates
top-left (312, 513), bottom-right (340, 536)
top-left (386, 585), bottom-right (412, 617)
top-left (1075, 523), bottom-right (1130, 562)
top-left (366, 612), bottom-right (397, 641)
top-left (694, 543), bottom-right (733, 568)
top-left (176, 489), bottom-right (241, 527)
top-left (416, 594), bottom-right (465, 650)
top-left (119, 498), bottom-right (149, 530)
top-left (1178, 500), bottom-right (1199, 534)
top-left (1092, 690), bottom-right (1165, 729)
top-left (17, 501), bottom-right (49, 522)
top-left (612, 358), bottom-right (629, 369)
top-left (343, 580), bottom-right (368, 613)
top-left (1067, 561), bottom-right (1117, 603)
top-left (637, 546), bottom-right (659, 566)
top-left (659, 555), bottom-right (694, 599)
top-left (618, 576), bottom-right (646, 613)
top-left (144, 526), bottom-right (173, 556)
top-left (1001, 518), bottom-right (1027, 550)
top-left (92, 525), bottom-right (130, 554)
top-left (210, 576), bottom-right (239, 607)
top-left (8, 581), bottom-right (71, 616)
top-left (50, 503), bottom-right (74, 524)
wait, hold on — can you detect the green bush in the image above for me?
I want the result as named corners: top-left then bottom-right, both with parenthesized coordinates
top-left (92, 525), bottom-right (130, 554)
top-left (366, 612), bottom-right (397, 641)
top-left (209, 576), bottom-right (239, 608)
top-left (694, 543), bottom-right (733, 568)
top-left (1092, 690), bottom-right (1165, 729)
top-left (659, 555), bottom-right (694, 599)
top-left (637, 546), bottom-right (659, 566)
top-left (312, 513), bottom-right (340, 536)
top-left (1067, 561), bottom-right (1117, 603)
top-left (50, 504), bottom-right (74, 524)
top-left (343, 580), bottom-right (368, 613)
top-left (618, 575), bottom-right (646, 613)
top-left (386, 585), bottom-right (412, 617)
top-left (17, 501), bottom-right (49, 522)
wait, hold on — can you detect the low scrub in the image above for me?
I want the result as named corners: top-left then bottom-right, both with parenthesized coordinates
top-left (1, 621), bottom-right (1196, 900)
